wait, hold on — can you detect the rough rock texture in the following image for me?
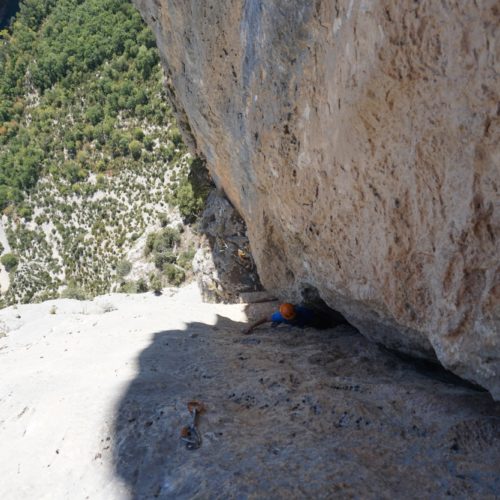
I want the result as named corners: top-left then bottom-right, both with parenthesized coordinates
top-left (193, 190), bottom-right (262, 302)
top-left (2, 288), bottom-right (499, 498)
top-left (133, 0), bottom-right (500, 397)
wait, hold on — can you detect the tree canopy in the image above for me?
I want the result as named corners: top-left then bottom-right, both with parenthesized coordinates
top-left (0, 0), bottom-right (162, 209)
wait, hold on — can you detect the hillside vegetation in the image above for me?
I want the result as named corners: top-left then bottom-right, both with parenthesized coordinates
top-left (0, 0), bottom-right (211, 305)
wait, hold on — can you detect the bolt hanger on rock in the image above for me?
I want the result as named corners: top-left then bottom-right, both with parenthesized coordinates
top-left (180, 400), bottom-right (206, 450)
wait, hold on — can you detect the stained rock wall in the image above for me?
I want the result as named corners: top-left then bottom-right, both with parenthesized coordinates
top-left (193, 190), bottom-right (262, 303)
top-left (133, 0), bottom-right (499, 398)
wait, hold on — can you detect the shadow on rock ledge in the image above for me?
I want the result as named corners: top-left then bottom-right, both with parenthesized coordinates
top-left (113, 315), bottom-right (500, 499)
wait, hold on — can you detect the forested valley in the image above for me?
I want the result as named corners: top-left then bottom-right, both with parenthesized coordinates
top-left (0, 0), bottom-right (210, 305)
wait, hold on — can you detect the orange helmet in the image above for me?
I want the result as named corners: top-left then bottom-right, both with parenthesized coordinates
top-left (280, 303), bottom-right (296, 320)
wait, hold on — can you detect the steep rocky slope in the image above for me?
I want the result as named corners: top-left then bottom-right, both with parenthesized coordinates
top-left (133, 0), bottom-right (499, 398)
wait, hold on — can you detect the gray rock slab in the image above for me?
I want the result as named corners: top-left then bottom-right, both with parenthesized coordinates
top-left (115, 325), bottom-right (500, 498)
top-left (0, 288), bottom-right (499, 499)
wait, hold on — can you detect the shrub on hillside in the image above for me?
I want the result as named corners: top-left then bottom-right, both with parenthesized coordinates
top-left (163, 263), bottom-right (185, 286)
top-left (177, 247), bottom-right (196, 271)
top-left (153, 227), bottom-right (180, 253)
top-left (156, 249), bottom-right (177, 269)
top-left (145, 232), bottom-right (156, 256)
top-left (129, 140), bottom-right (142, 160)
top-left (133, 128), bottom-right (144, 141)
top-left (143, 135), bottom-right (154, 151)
top-left (167, 126), bottom-right (183, 146)
top-left (1, 253), bottom-right (19, 272)
top-left (116, 259), bottom-right (132, 278)
top-left (61, 283), bottom-right (87, 300)
top-left (136, 278), bottom-right (148, 293)
top-left (169, 157), bottom-right (212, 223)
top-left (158, 212), bottom-right (169, 227)
top-left (150, 274), bottom-right (163, 294)
top-left (119, 281), bottom-right (137, 294)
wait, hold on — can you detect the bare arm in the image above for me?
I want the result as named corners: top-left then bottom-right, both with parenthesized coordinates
top-left (242, 316), bottom-right (272, 335)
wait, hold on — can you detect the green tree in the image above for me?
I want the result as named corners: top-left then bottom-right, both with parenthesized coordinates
top-left (150, 274), bottom-right (163, 294)
top-left (1, 253), bottom-right (19, 272)
top-left (61, 283), bottom-right (87, 300)
top-left (163, 263), bottom-right (185, 286)
top-left (129, 139), bottom-right (142, 160)
top-left (135, 45), bottom-right (158, 78)
top-left (133, 128), bottom-right (144, 141)
top-left (85, 105), bottom-right (104, 125)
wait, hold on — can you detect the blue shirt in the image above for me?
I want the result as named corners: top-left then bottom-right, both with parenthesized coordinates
top-left (271, 306), bottom-right (315, 328)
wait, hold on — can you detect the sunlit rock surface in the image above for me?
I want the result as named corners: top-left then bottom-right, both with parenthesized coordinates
top-left (133, 0), bottom-right (499, 397)
top-left (0, 287), bottom-right (499, 498)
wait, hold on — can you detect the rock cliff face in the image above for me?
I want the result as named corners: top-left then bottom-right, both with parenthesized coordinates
top-left (193, 190), bottom-right (262, 302)
top-left (133, 0), bottom-right (499, 398)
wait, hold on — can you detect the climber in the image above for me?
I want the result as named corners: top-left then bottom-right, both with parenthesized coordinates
top-left (242, 302), bottom-right (346, 335)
